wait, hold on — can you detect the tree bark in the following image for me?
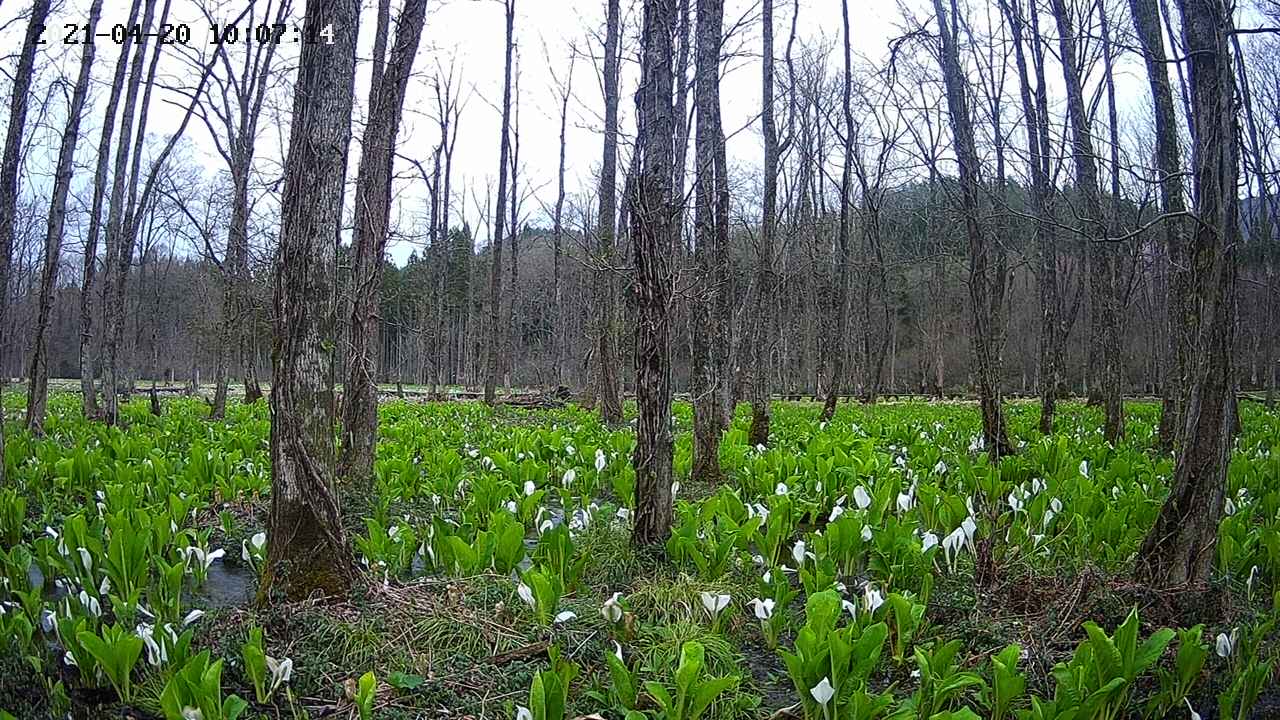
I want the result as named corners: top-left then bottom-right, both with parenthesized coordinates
top-left (102, 0), bottom-right (166, 425)
top-left (1232, 34), bottom-right (1276, 411)
top-left (820, 0), bottom-right (855, 422)
top-left (265, 0), bottom-right (360, 600)
top-left (596, 0), bottom-right (625, 426)
top-left (998, 0), bottom-right (1056, 434)
top-left (506, 66), bottom-right (521, 391)
top-left (1138, 0), bottom-right (1240, 587)
top-left (1099, 0), bottom-right (1129, 442)
top-left (0, 0), bottom-right (50, 481)
top-left (552, 57), bottom-right (574, 389)
top-left (631, 0), bottom-right (678, 547)
top-left (748, 0), bottom-right (781, 445)
top-left (26, 0), bottom-right (101, 433)
top-left (339, 0), bottom-right (429, 484)
top-left (931, 0), bottom-right (1013, 457)
top-left (690, 0), bottom-right (729, 483)
top-left (79, 0), bottom-right (144, 420)
top-left (205, 0), bottom-right (291, 412)
top-left (1051, 0), bottom-right (1121, 440)
top-left (484, 0), bottom-right (516, 406)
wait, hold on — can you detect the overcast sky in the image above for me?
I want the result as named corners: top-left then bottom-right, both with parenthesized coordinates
top-left (4, 0), bottom-right (1188, 265)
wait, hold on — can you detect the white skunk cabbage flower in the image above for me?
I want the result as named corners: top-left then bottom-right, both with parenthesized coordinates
top-left (517, 582), bottom-right (536, 609)
top-left (864, 584), bottom-right (885, 614)
top-left (810, 677), bottom-right (835, 707)
top-left (267, 656), bottom-right (293, 691)
top-left (699, 591), bottom-right (731, 620)
top-left (601, 592), bottom-right (624, 623)
top-left (853, 486), bottom-right (871, 510)
top-left (749, 598), bottom-right (775, 620)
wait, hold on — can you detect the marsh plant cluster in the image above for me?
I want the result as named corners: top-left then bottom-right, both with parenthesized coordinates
top-left (0, 394), bottom-right (1277, 719)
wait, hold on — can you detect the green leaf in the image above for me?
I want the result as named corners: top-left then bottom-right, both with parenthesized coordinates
top-left (1132, 628), bottom-right (1175, 676)
top-left (645, 681), bottom-right (674, 716)
top-left (689, 676), bottom-right (738, 720)
top-left (223, 694), bottom-right (250, 720)
top-left (388, 671), bottom-right (426, 690)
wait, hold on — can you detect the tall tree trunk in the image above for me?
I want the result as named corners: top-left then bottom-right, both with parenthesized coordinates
top-left (507, 64), bottom-right (521, 391)
top-left (596, 0), bottom-right (625, 425)
top-left (1232, 34), bottom-right (1276, 410)
top-left (932, 0), bottom-right (1013, 456)
top-left (431, 73), bottom-right (460, 397)
top-left (0, 0), bottom-right (50, 481)
top-left (80, 0), bottom-right (144, 420)
top-left (230, 1), bottom-right (291, 409)
top-left (748, 0), bottom-right (780, 445)
top-left (820, 0), bottom-right (854, 422)
top-left (552, 57), bottom-right (574, 389)
top-left (631, 0), bottom-right (678, 547)
top-left (484, 0), bottom-right (516, 405)
top-left (265, 0), bottom-right (360, 600)
top-left (1138, 0), bottom-right (1240, 587)
top-left (1051, 0), bottom-right (1120, 440)
top-left (1099, 0), bottom-right (1128, 442)
top-left (26, 0), bottom-right (102, 433)
top-left (339, 0), bottom-right (429, 484)
top-left (102, 0), bottom-right (163, 424)
top-left (690, 0), bottom-right (729, 483)
top-left (999, 0), bottom-right (1055, 433)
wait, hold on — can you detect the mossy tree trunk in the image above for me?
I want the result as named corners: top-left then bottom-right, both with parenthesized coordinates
top-left (265, 0), bottom-right (360, 600)
top-left (1138, 0), bottom-right (1240, 587)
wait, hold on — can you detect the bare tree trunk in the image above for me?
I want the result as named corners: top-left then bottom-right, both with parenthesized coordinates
top-left (265, 0), bottom-right (360, 600)
top-left (1099, 0), bottom-right (1128, 441)
top-left (80, 0), bottom-right (144, 420)
top-left (224, 1), bottom-right (292, 409)
top-left (1051, 0), bottom-right (1121, 440)
top-left (506, 64), bottom-right (521, 391)
top-left (596, 0), bottom-right (625, 425)
top-left (631, 0), bottom-right (677, 547)
top-left (1232, 34), bottom-right (1276, 411)
top-left (1138, 0), bottom-right (1240, 587)
top-left (339, 0), bottom-right (428, 484)
top-left (484, 0), bottom-right (516, 406)
top-left (211, 335), bottom-right (230, 416)
top-left (431, 70), bottom-right (460, 397)
top-left (748, 0), bottom-right (783, 445)
top-left (690, 0), bottom-right (729, 483)
top-left (26, 0), bottom-right (101, 433)
top-left (932, 0), bottom-right (1013, 456)
top-left (102, 0), bottom-right (164, 425)
top-left (820, 0), bottom-right (854, 422)
top-left (999, 0), bottom-right (1055, 433)
top-left (0, 0), bottom-right (50, 480)
top-left (552, 57), bottom-right (575, 389)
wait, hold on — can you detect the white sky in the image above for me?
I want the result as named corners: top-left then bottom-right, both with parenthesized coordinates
top-left (4, 0), bottom-right (1185, 265)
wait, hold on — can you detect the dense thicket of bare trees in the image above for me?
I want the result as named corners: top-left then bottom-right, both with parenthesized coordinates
top-left (3, 0), bottom-right (1278, 415)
